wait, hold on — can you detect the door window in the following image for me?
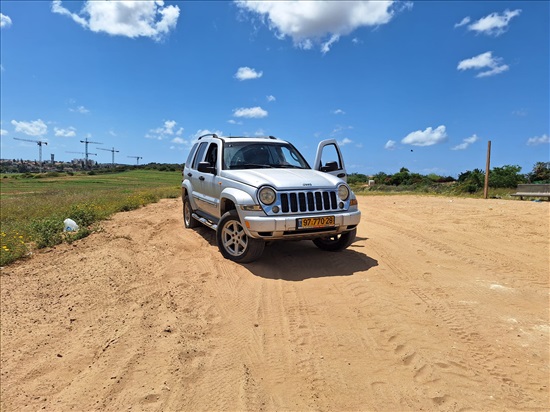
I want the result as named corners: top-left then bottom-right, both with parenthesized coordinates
top-left (192, 142), bottom-right (208, 170)
top-left (319, 143), bottom-right (343, 170)
top-left (204, 143), bottom-right (218, 168)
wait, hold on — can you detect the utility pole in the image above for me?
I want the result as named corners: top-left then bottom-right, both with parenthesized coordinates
top-left (79, 137), bottom-right (102, 169)
top-left (97, 147), bottom-right (119, 167)
top-left (128, 156), bottom-right (143, 165)
top-left (484, 140), bottom-right (491, 199)
top-left (13, 137), bottom-right (48, 173)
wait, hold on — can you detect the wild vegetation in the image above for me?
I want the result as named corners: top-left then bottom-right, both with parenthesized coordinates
top-left (0, 169), bottom-right (181, 266)
top-left (348, 162), bottom-right (549, 196)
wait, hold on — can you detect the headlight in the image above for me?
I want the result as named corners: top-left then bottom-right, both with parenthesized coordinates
top-left (258, 187), bottom-right (276, 205)
top-left (338, 184), bottom-right (350, 201)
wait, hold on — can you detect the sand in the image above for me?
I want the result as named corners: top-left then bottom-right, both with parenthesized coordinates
top-left (1, 195), bottom-right (548, 411)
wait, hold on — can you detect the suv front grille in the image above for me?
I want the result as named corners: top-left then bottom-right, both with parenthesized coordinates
top-left (279, 190), bottom-right (338, 213)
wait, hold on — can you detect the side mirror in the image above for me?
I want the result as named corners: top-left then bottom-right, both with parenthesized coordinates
top-left (320, 161), bottom-right (338, 172)
top-left (198, 161), bottom-right (216, 175)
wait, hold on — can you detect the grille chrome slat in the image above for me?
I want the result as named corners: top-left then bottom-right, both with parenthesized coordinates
top-left (277, 190), bottom-right (338, 215)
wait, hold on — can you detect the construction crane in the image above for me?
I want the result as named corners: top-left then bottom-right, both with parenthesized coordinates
top-left (128, 156), bottom-right (143, 165)
top-left (67, 151), bottom-right (97, 168)
top-left (13, 137), bottom-right (48, 173)
top-left (97, 147), bottom-right (119, 166)
top-left (79, 137), bottom-right (102, 168)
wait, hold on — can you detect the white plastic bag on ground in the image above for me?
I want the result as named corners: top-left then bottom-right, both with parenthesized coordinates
top-left (63, 218), bottom-right (79, 232)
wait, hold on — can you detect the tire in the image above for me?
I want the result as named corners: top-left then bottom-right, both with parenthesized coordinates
top-left (183, 195), bottom-right (200, 228)
top-left (313, 228), bottom-right (356, 252)
top-left (216, 210), bottom-right (265, 263)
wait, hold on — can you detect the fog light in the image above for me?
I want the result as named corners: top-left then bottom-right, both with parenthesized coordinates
top-left (272, 205), bottom-right (280, 213)
top-left (339, 202), bottom-right (344, 208)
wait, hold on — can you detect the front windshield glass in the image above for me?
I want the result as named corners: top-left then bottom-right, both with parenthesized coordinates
top-left (222, 142), bottom-right (310, 170)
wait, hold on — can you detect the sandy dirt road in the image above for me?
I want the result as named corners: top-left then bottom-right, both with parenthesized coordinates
top-left (1, 195), bottom-right (549, 411)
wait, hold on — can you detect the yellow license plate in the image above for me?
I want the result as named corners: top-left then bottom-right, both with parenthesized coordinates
top-left (297, 216), bottom-right (335, 229)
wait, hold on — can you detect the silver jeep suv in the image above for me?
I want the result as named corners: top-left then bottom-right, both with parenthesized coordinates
top-left (181, 134), bottom-right (361, 263)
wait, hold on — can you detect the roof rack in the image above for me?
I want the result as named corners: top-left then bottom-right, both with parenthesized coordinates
top-left (225, 135), bottom-right (278, 140)
top-left (197, 133), bottom-right (219, 140)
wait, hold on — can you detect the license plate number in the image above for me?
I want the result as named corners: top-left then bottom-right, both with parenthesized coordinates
top-left (297, 216), bottom-right (335, 229)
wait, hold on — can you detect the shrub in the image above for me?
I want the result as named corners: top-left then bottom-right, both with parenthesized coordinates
top-left (30, 217), bottom-right (63, 248)
top-left (0, 230), bottom-right (30, 266)
top-left (68, 203), bottom-right (101, 227)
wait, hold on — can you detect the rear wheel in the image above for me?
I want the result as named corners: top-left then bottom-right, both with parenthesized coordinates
top-left (217, 210), bottom-right (265, 263)
top-left (183, 195), bottom-right (200, 228)
top-left (313, 228), bottom-right (356, 251)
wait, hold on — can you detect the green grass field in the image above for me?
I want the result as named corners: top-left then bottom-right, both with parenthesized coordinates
top-left (1, 170), bottom-right (182, 266)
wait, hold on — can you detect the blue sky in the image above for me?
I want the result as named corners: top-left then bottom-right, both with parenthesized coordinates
top-left (1, 1), bottom-right (548, 176)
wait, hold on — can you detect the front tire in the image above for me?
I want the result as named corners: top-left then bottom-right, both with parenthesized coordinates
top-left (216, 210), bottom-right (265, 263)
top-left (313, 228), bottom-right (356, 252)
top-left (183, 195), bottom-right (200, 228)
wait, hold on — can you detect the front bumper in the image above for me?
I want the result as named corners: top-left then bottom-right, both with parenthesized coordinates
top-left (242, 210), bottom-right (361, 240)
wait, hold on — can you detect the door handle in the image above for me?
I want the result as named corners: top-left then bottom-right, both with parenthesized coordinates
top-left (187, 173), bottom-right (192, 177)
top-left (199, 176), bottom-right (205, 181)
top-left (337, 173), bottom-right (346, 178)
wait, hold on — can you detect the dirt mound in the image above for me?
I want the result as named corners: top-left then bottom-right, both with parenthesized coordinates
top-left (1, 196), bottom-right (548, 411)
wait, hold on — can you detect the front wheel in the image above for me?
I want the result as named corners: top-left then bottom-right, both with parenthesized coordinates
top-left (216, 210), bottom-right (265, 263)
top-left (313, 228), bottom-right (356, 252)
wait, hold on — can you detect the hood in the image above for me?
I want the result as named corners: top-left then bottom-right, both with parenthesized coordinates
top-left (222, 168), bottom-right (342, 190)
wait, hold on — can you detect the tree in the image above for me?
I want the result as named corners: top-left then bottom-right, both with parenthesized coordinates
top-left (372, 172), bottom-right (388, 184)
top-left (528, 162), bottom-right (550, 183)
top-left (489, 165), bottom-right (525, 188)
top-left (347, 173), bottom-right (369, 185)
top-left (457, 168), bottom-right (484, 193)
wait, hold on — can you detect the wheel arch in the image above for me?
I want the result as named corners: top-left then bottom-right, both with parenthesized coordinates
top-left (219, 187), bottom-right (255, 217)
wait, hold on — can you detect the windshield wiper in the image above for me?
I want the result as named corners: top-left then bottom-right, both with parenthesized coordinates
top-left (236, 163), bottom-right (274, 169)
top-left (271, 164), bottom-right (304, 169)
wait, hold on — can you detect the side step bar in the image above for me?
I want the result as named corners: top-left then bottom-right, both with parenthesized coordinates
top-left (192, 213), bottom-right (218, 231)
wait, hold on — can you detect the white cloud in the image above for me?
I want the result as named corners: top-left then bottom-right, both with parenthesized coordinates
top-left (468, 9), bottom-right (521, 36)
top-left (227, 119), bottom-right (243, 125)
top-left (454, 16), bottom-right (470, 28)
top-left (1, 13), bottom-right (12, 29)
top-left (233, 106), bottom-right (268, 118)
top-left (70, 105), bottom-right (90, 114)
top-left (146, 120), bottom-right (180, 140)
top-left (235, 66), bottom-right (263, 81)
top-left (527, 134), bottom-right (550, 146)
top-left (54, 126), bottom-right (77, 137)
top-left (384, 140), bottom-right (396, 150)
top-left (171, 137), bottom-right (185, 145)
top-left (401, 125), bottom-right (448, 147)
top-left (451, 134), bottom-right (479, 150)
top-left (51, 0), bottom-right (180, 41)
top-left (11, 119), bottom-right (48, 136)
top-left (457, 51), bottom-right (508, 78)
top-left (1, 129), bottom-right (8, 136)
top-left (331, 125), bottom-right (353, 136)
top-left (332, 109), bottom-right (345, 115)
top-left (266, 95), bottom-right (276, 102)
top-left (321, 34), bottom-right (340, 54)
top-left (338, 137), bottom-right (352, 146)
top-left (235, 1), bottom-right (405, 52)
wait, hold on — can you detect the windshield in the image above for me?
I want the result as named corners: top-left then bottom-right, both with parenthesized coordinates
top-left (222, 142), bottom-right (310, 170)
